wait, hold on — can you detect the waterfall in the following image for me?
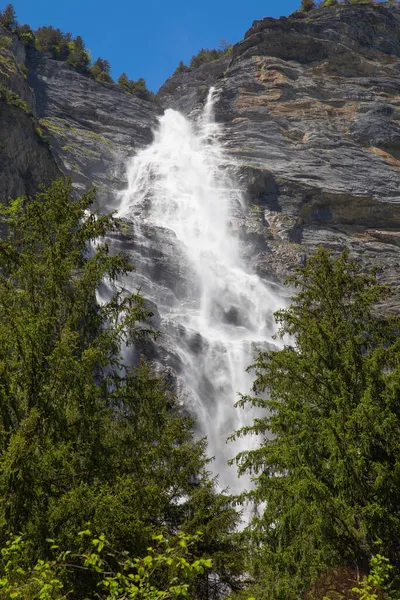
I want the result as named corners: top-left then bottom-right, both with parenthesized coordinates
top-left (117, 89), bottom-right (282, 495)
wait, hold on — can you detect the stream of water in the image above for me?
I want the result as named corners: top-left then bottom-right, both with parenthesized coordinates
top-left (117, 89), bottom-right (282, 495)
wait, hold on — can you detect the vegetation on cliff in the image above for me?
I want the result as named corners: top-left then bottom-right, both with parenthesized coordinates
top-left (300, 0), bottom-right (394, 11)
top-left (172, 42), bottom-right (232, 77)
top-left (0, 3), bottom-right (155, 101)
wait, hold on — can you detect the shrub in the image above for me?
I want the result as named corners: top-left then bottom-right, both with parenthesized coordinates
top-left (0, 84), bottom-right (29, 112)
top-left (35, 25), bottom-right (71, 60)
top-left (66, 35), bottom-right (90, 72)
top-left (16, 23), bottom-right (35, 46)
top-left (0, 34), bottom-right (11, 49)
top-left (300, 0), bottom-right (316, 11)
top-left (117, 72), bottom-right (154, 101)
top-left (0, 531), bottom-right (213, 599)
top-left (91, 57), bottom-right (113, 82)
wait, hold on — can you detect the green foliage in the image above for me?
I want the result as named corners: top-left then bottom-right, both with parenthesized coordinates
top-left (35, 27), bottom-right (89, 71)
top-left (0, 3), bottom-right (17, 31)
top-left (321, 0), bottom-right (339, 6)
top-left (0, 535), bottom-right (64, 599)
top-left (18, 62), bottom-right (28, 78)
top-left (0, 35), bottom-right (11, 49)
top-left (0, 179), bottom-right (240, 598)
top-left (0, 84), bottom-right (29, 112)
top-left (91, 57), bottom-right (113, 83)
top-left (0, 531), bottom-right (213, 600)
top-left (66, 35), bottom-right (90, 72)
top-left (117, 73), bottom-right (154, 101)
top-left (300, 0), bottom-right (316, 11)
top-left (174, 40), bottom-right (232, 75)
top-left (189, 48), bottom-right (225, 69)
top-left (353, 554), bottom-right (393, 600)
top-left (16, 23), bottom-right (35, 46)
top-left (233, 248), bottom-right (400, 599)
top-left (35, 26), bottom-right (71, 60)
top-left (173, 61), bottom-right (189, 75)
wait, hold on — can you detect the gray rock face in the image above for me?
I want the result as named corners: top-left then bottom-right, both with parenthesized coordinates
top-left (26, 50), bottom-right (160, 210)
top-left (0, 30), bottom-right (59, 199)
top-left (158, 3), bottom-right (400, 310)
top-left (0, 103), bottom-right (59, 199)
top-left (158, 56), bottom-right (230, 115)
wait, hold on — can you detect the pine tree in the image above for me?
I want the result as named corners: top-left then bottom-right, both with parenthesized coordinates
top-left (0, 179), bottom-right (241, 598)
top-left (67, 35), bottom-right (90, 72)
top-left (91, 57), bottom-right (113, 82)
top-left (0, 3), bottom-right (17, 31)
top-left (117, 71), bottom-right (130, 90)
top-left (117, 73), bottom-right (154, 101)
top-left (300, 0), bottom-right (316, 12)
top-left (35, 26), bottom-right (70, 60)
top-left (174, 61), bottom-right (188, 75)
top-left (233, 248), bottom-right (400, 599)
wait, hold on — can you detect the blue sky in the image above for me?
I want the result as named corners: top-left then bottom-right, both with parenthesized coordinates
top-left (11, 0), bottom-right (302, 90)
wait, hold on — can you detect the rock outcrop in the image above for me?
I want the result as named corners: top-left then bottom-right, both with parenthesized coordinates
top-left (26, 49), bottom-right (160, 210)
top-left (159, 2), bottom-right (400, 310)
top-left (0, 28), bottom-right (59, 199)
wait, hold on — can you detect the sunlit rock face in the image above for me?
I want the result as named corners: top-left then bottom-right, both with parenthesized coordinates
top-left (26, 48), bottom-right (160, 210)
top-left (158, 3), bottom-right (400, 312)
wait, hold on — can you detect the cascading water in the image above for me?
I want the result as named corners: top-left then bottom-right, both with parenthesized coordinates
top-left (117, 89), bottom-right (282, 495)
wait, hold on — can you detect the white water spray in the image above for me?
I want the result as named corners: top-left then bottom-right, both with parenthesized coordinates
top-left (118, 89), bottom-right (282, 495)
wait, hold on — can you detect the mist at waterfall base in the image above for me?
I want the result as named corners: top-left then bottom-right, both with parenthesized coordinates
top-left (116, 89), bottom-right (282, 498)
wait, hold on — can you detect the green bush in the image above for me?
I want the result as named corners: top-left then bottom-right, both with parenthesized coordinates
top-left (117, 72), bottom-right (154, 101)
top-left (16, 23), bottom-right (35, 46)
top-left (0, 84), bottom-right (29, 112)
top-left (0, 35), bottom-right (11, 49)
top-left (91, 57), bottom-right (113, 82)
top-left (300, 0), bottom-right (316, 11)
top-left (0, 531), bottom-right (213, 600)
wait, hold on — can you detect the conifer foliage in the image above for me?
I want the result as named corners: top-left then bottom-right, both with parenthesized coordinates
top-left (233, 248), bottom-right (400, 599)
top-left (300, 0), bottom-right (316, 12)
top-left (0, 3), bottom-right (17, 31)
top-left (0, 179), bottom-right (241, 598)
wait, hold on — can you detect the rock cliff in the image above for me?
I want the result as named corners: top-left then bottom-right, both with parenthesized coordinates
top-left (26, 49), bottom-right (160, 210)
top-left (0, 2), bottom-right (400, 310)
top-left (0, 28), bottom-right (59, 198)
top-left (159, 2), bottom-right (400, 310)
